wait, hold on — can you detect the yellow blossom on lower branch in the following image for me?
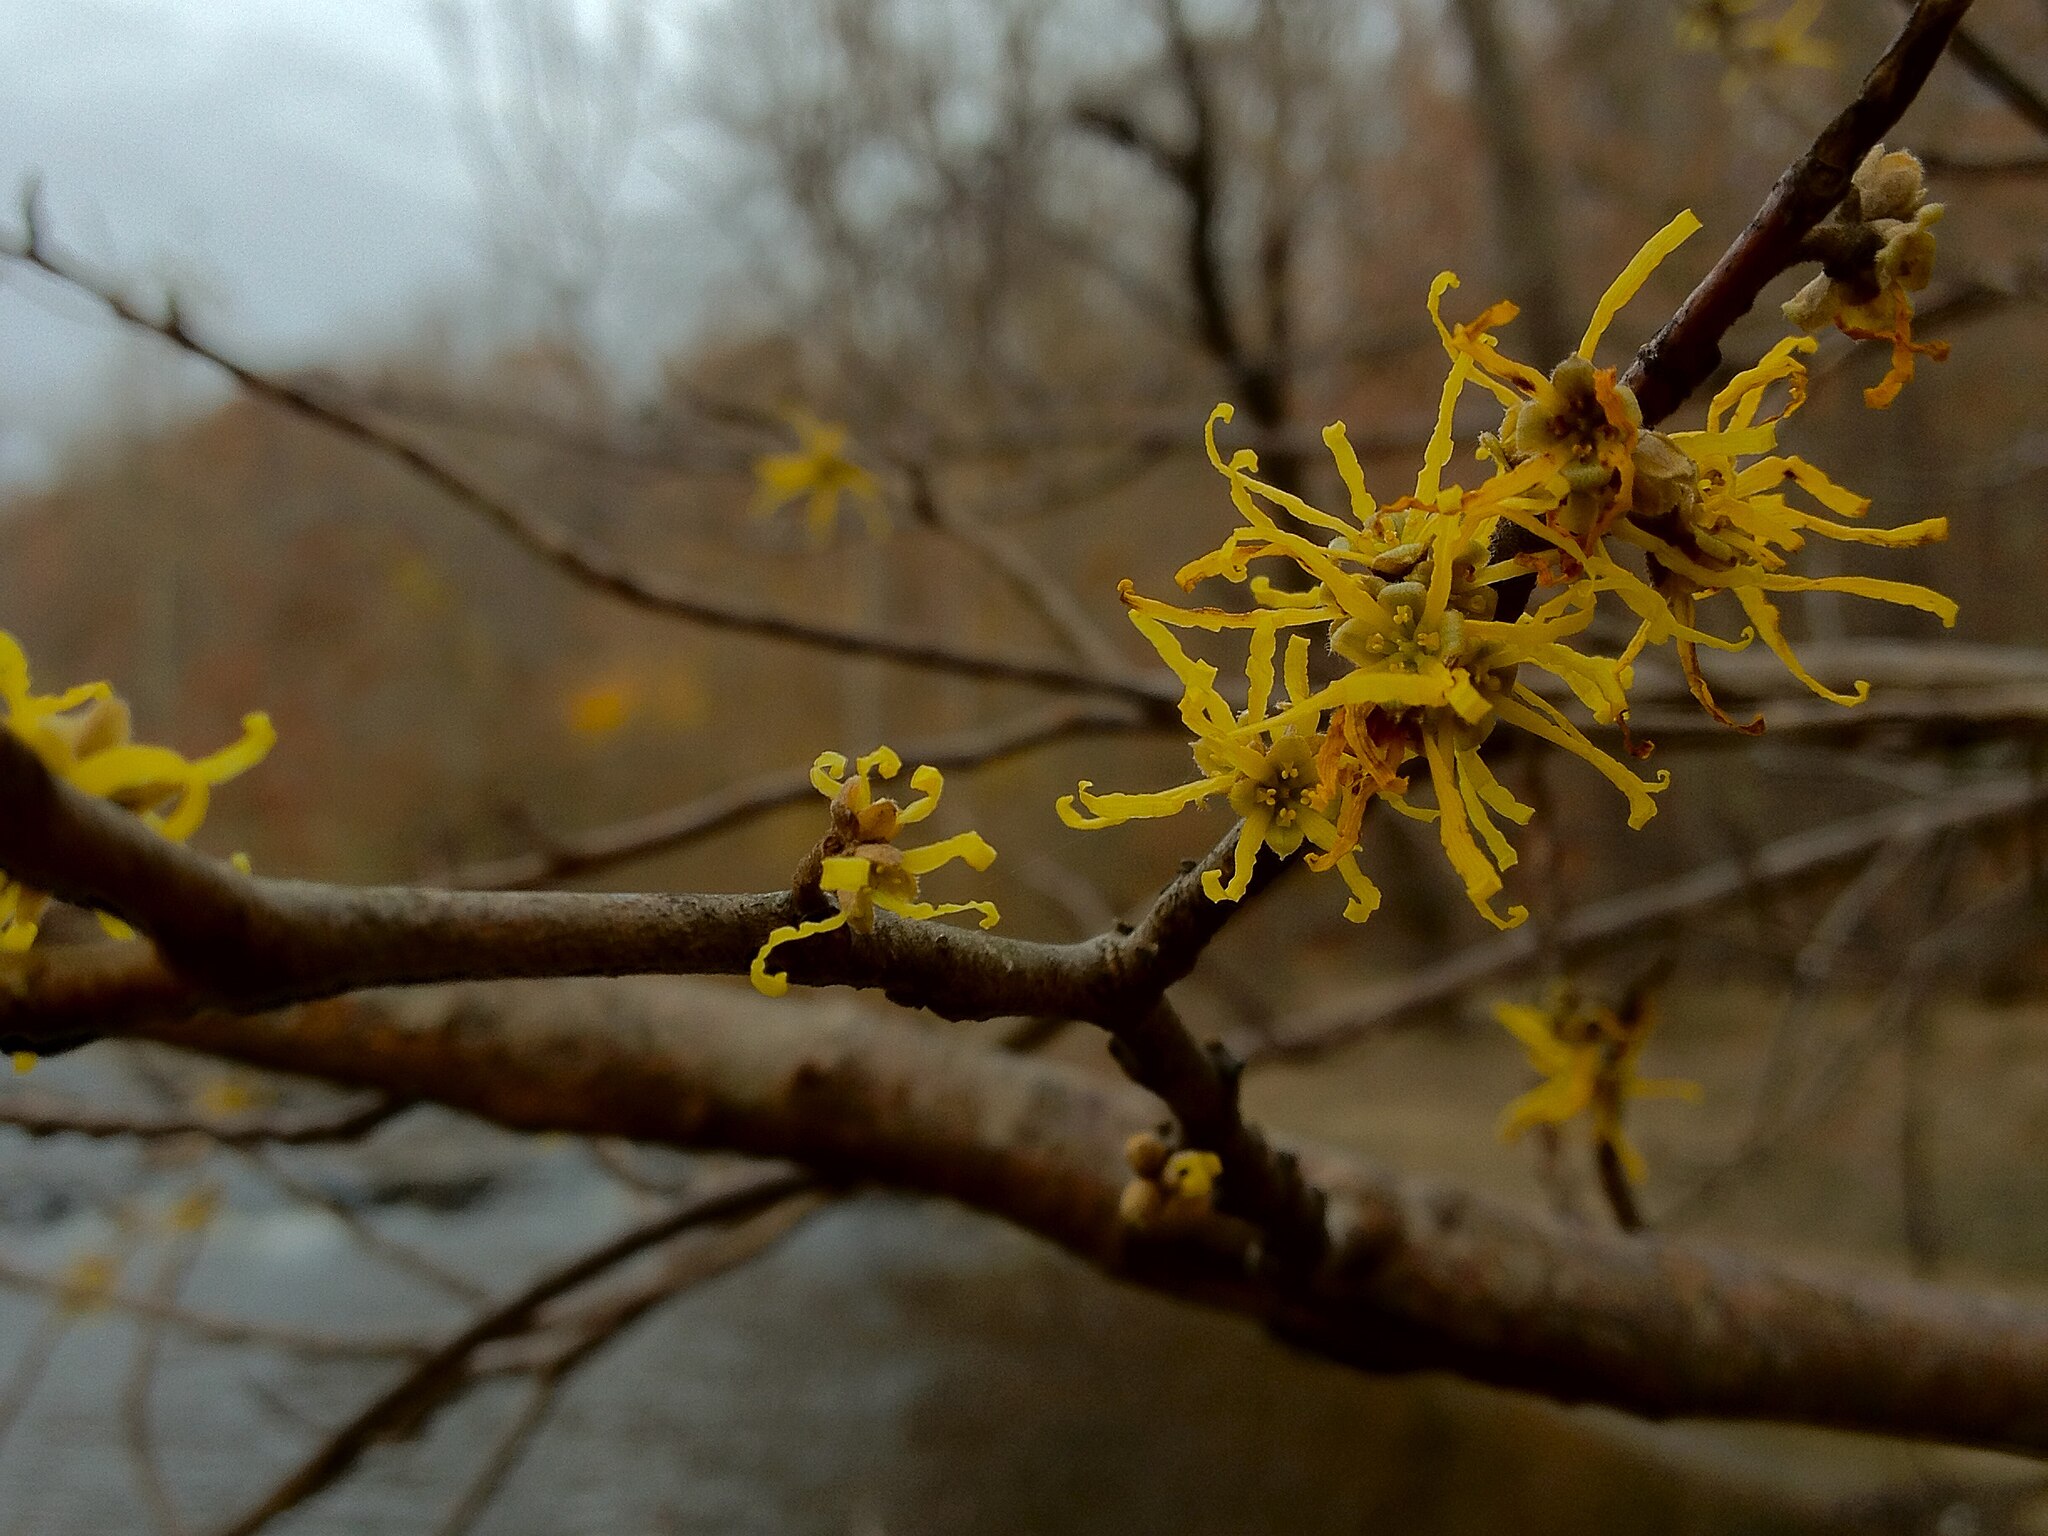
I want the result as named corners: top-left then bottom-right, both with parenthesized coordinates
top-left (0, 629), bottom-right (273, 951)
top-left (750, 746), bottom-right (998, 997)
top-left (1118, 1132), bottom-right (1224, 1230)
top-left (1494, 986), bottom-right (1700, 1188)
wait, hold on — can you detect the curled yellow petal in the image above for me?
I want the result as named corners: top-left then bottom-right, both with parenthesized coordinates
top-left (749, 910), bottom-right (851, 997)
top-left (818, 856), bottom-right (877, 893)
top-left (895, 764), bottom-right (945, 825)
top-left (1322, 422), bottom-right (1376, 524)
top-left (810, 752), bottom-right (849, 797)
top-left (1497, 687), bottom-right (1668, 829)
top-left (1201, 809), bottom-right (1269, 904)
top-left (856, 746), bottom-right (903, 780)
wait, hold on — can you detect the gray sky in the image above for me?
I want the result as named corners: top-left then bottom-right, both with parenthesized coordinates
top-left (0, 0), bottom-right (711, 490)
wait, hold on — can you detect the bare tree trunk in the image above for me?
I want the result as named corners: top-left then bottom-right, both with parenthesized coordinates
top-left (1450, 0), bottom-right (1574, 367)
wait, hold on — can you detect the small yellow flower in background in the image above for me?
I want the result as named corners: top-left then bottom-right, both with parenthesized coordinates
top-left (750, 747), bottom-right (999, 996)
top-left (564, 678), bottom-right (638, 738)
top-left (1783, 145), bottom-right (1948, 408)
top-left (56, 1250), bottom-right (121, 1316)
top-left (1494, 985), bottom-right (1700, 1188)
top-left (165, 1185), bottom-right (222, 1234)
top-left (0, 630), bottom-right (273, 952)
top-left (193, 1073), bottom-right (273, 1120)
top-left (11, 1051), bottom-right (36, 1074)
top-left (752, 411), bottom-right (886, 542)
top-left (1678, 0), bottom-right (1833, 96)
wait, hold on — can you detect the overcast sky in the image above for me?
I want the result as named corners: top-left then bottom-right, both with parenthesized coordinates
top-left (0, 0), bottom-right (716, 490)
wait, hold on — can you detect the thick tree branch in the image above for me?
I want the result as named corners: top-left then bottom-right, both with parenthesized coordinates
top-left (0, 722), bottom-right (1328, 1264)
top-left (128, 977), bottom-right (2048, 1458)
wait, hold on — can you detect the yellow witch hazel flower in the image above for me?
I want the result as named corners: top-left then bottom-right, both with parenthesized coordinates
top-left (1782, 144), bottom-right (1948, 409)
top-left (1434, 208), bottom-right (1955, 729)
top-left (1494, 985), bottom-right (1700, 1188)
top-left (1056, 201), bottom-right (1956, 934)
top-left (750, 746), bottom-right (998, 996)
top-left (0, 629), bottom-right (273, 951)
top-left (752, 411), bottom-right (885, 542)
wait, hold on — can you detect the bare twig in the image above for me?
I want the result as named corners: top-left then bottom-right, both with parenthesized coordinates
top-left (906, 466), bottom-right (1136, 677)
top-left (451, 701), bottom-right (1149, 890)
top-left (237, 1147), bottom-right (489, 1306)
top-left (0, 1254), bottom-right (429, 1362)
top-left (1249, 772), bottom-right (2048, 1064)
top-left (1662, 877), bottom-right (2030, 1225)
top-left (431, 1188), bottom-right (827, 1536)
top-left (206, 1166), bottom-right (813, 1536)
top-left (0, 1094), bottom-right (403, 1147)
top-left (125, 1224), bottom-right (207, 1536)
top-left (1903, 0), bottom-right (2048, 141)
top-left (1, 199), bottom-right (1176, 718)
top-left (1451, 0), bottom-right (1572, 365)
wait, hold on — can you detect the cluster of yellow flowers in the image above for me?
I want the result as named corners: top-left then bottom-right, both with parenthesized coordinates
top-left (1056, 209), bottom-right (1956, 932)
top-left (0, 630), bottom-right (272, 953)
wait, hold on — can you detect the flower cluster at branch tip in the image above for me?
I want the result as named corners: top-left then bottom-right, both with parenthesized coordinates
top-left (1677, 0), bottom-right (1833, 96)
top-left (1783, 144), bottom-right (1948, 408)
top-left (752, 411), bottom-right (885, 542)
top-left (0, 629), bottom-right (274, 952)
top-left (1057, 204), bottom-right (1955, 930)
top-left (1118, 1130), bottom-right (1224, 1230)
top-left (1494, 984), bottom-right (1699, 1188)
top-left (749, 747), bottom-right (998, 996)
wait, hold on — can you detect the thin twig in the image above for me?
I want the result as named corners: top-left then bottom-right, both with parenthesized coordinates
top-left (1661, 876), bottom-right (2028, 1225)
top-left (1625, 0), bottom-right (1978, 423)
top-left (1249, 772), bottom-right (2048, 1064)
top-left (450, 701), bottom-right (1149, 890)
top-left (238, 1146), bottom-right (490, 1306)
top-left (1, 197), bottom-right (1176, 717)
top-left (205, 1166), bottom-right (813, 1536)
top-left (0, 1254), bottom-right (430, 1362)
top-left (124, 1224), bottom-right (208, 1536)
top-left (907, 466), bottom-right (1136, 677)
top-left (0, 1095), bottom-right (403, 1147)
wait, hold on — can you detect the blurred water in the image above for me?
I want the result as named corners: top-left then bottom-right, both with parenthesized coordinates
top-left (0, 1132), bottom-right (1907, 1535)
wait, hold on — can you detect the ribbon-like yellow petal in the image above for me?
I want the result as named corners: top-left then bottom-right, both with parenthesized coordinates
top-left (749, 910), bottom-right (851, 997)
top-left (1578, 208), bottom-right (1702, 361)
